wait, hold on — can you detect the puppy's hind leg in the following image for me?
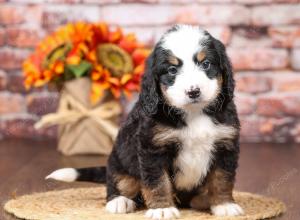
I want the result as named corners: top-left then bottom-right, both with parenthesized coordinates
top-left (105, 168), bottom-right (140, 214)
top-left (142, 172), bottom-right (180, 220)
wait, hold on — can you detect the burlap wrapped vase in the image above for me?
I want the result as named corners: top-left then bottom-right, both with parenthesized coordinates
top-left (35, 78), bottom-right (121, 155)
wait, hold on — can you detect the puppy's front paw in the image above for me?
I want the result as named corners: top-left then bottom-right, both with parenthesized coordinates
top-left (145, 207), bottom-right (180, 220)
top-left (211, 202), bottom-right (244, 216)
top-left (105, 196), bottom-right (136, 214)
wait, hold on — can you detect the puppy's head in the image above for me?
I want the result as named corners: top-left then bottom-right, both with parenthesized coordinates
top-left (140, 25), bottom-right (234, 115)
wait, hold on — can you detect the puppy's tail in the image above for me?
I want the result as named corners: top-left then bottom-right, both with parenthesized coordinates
top-left (45, 167), bottom-right (106, 183)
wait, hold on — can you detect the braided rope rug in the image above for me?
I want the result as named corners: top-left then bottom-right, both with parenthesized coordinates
top-left (4, 186), bottom-right (285, 220)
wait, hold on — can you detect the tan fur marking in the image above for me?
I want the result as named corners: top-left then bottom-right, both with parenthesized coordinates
top-left (190, 177), bottom-right (210, 210)
top-left (168, 55), bottom-right (179, 65)
top-left (197, 51), bottom-right (206, 62)
top-left (191, 168), bottom-right (234, 209)
top-left (216, 125), bottom-right (237, 141)
top-left (115, 174), bottom-right (140, 198)
top-left (208, 168), bottom-right (234, 206)
top-left (141, 172), bottom-right (174, 208)
top-left (190, 185), bottom-right (210, 210)
top-left (152, 124), bottom-right (179, 146)
top-left (217, 74), bottom-right (223, 88)
top-left (190, 193), bottom-right (210, 210)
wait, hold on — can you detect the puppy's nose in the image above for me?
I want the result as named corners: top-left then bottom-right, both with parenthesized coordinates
top-left (187, 87), bottom-right (201, 99)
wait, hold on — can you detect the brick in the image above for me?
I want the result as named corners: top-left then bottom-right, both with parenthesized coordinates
top-left (46, 0), bottom-right (81, 3)
top-left (272, 74), bottom-right (300, 92)
top-left (0, 92), bottom-right (25, 114)
top-left (42, 5), bottom-right (101, 29)
top-left (10, 0), bottom-right (45, 2)
top-left (273, 0), bottom-right (300, 2)
top-left (197, 0), bottom-right (233, 2)
top-left (278, 96), bottom-right (300, 116)
top-left (174, 5), bottom-right (250, 25)
top-left (233, 26), bottom-right (268, 38)
top-left (257, 96), bottom-right (285, 117)
top-left (7, 73), bottom-right (27, 93)
top-left (6, 28), bottom-right (44, 48)
top-left (0, 115), bottom-right (57, 140)
top-left (159, 0), bottom-right (197, 2)
top-left (231, 34), bottom-right (272, 48)
top-left (235, 95), bottom-right (256, 115)
top-left (100, 4), bottom-right (174, 26)
top-left (0, 6), bottom-right (25, 25)
top-left (0, 29), bottom-right (5, 46)
top-left (236, 74), bottom-right (272, 94)
top-left (259, 118), bottom-right (294, 143)
top-left (0, 116), bottom-right (37, 139)
top-left (227, 48), bottom-right (289, 70)
top-left (240, 117), bottom-right (294, 143)
top-left (234, 0), bottom-right (298, 3)
top-left (161, 0), bottom-right (232, 2)
top-left (252, 5), bottom-right (300, 26)
top-left (257, 95), bottom-right (300, 117)
top-left (205, 26), bottom-right (232, 45)
top-left (0, 48), bottom-right (30, 70)
top-left (6, 73), bottom-right (45, 95)
top-left (252, 70), bottom-right (300, 74)
top-left (153, 26), bottom-right (169, 43)
top-left (291, 123), bottom-right (300, 143)
top-left (0, 5), bottom-right (42, 27)
top-left (8, 73), bottom-right (45, 94)
top-left (123, 27), bottom-right (156, 46)
top-left (26, 93), bottom-right (59, 116)
top-left (0, 70), bottom-right (7, 90)
top-left (269, 26), bottom-right (300, 48)
top-left (240, 117), bottom-right (262, 143)
top-left (23, 5), bottom-right (43, 28)
top-left (100, 4), bottom-right (250, 26)
top-left (0, 5), bottom-right (42, 26)
top-left (83, 0), bottom-right (120, 3)
top-left (234, 0), bottom-right (272, 3)
top-left (291, 49), bottom-right (300, 70)
top-left (122, 0), bottom-right (157, 3)
top-left (230, 27), bottom-right (272, 47)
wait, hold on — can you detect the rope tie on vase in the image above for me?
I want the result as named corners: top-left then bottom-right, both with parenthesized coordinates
top-left (34, 91), bottom-right (121, 141)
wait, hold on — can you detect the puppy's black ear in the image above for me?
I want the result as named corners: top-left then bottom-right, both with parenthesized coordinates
top-left (139, 52), bottom-right (159, 116)
top-left (213, 38), bottom-right (235, 102)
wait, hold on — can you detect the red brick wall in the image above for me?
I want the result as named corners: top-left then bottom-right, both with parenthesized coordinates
top-left (0, 0), bottom-right (300, 143)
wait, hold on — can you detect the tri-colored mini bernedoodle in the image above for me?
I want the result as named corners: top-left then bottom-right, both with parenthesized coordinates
top-left (47, 25), bottom-right (244, 219)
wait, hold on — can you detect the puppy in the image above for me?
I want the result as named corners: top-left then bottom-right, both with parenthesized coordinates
top-left (47, 25), bottom-right (244, 219)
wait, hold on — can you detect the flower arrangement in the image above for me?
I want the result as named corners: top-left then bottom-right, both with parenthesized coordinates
top-left (23, 22), bottom-right (150, 103)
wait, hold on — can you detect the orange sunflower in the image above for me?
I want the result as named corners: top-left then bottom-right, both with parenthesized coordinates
top-left (23, 22), bottom-right (151, 104)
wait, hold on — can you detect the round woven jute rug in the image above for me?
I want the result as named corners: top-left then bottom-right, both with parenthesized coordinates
top-left (4, 186), bottom-right (286, 220)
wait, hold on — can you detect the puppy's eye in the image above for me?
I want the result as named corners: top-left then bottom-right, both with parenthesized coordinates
top-left (202, 60), bottom-right (210, 70)
top-left (167, 66), bottom-right (177, 75)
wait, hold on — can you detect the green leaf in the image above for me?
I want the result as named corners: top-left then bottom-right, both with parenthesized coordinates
top-left (67, 61), bottom-right (92, 78)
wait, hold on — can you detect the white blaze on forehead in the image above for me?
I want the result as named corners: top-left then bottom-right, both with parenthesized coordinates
top-left (161, 25), bottom-right (207, 61)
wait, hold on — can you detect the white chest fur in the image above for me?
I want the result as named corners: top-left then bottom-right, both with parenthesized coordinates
top-left (173, 114), bottom-right (236, 191)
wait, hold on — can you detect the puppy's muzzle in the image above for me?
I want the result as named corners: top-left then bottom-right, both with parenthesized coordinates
top-left (186, 87), bottom-right (201, 99)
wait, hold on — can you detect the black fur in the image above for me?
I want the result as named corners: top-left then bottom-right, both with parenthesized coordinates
top-left (76, 167), bottom-right (106, 183)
